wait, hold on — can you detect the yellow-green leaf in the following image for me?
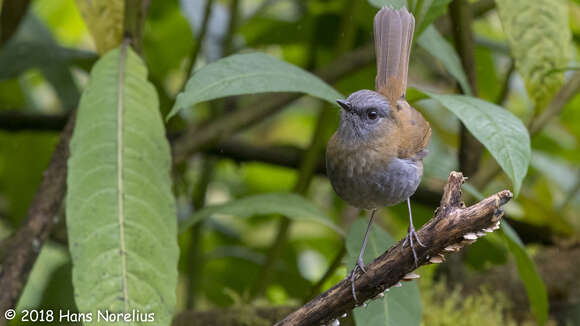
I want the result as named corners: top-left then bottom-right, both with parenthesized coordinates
top-left (75, 0), bottom-right (124, 54)
top-left (495, 0), bottom-right (571, 110)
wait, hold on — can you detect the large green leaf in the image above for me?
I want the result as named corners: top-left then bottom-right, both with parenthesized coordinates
top-left (417, 26), bottom-right (472, 95)
top-left (502, 222), bottom-right (548, 326)
top-left (424, 93), bottom-right (531, 196)
top-left (346, 219), bottom-right (421, 326)
top-left (66, 45), bottom-right (178, 325)
top-left (168, 53), bottom-right (342, 119)
top-left (495, 0), bottom-right (571, 110)
top-left (179, 192), bottom-right (344, 236)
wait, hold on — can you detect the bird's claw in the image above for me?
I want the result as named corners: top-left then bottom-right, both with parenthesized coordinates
top-left (349, 257), bottom-right (367, 303)
top-left (401, 226), bottom-right (425, 267)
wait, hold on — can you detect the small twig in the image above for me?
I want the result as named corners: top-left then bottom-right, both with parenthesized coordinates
top-left (494, 60), bottom-right (514, 106)
top-left (275, 172), bottom-right (512, 326)
top-left (0, 112), bottom-right (76, 325)
top-left (182, 0), bottom-right (214, 86)
top-left (123, 0), bottom-right (150, 53)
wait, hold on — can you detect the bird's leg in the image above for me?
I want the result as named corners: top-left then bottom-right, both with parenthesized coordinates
top-left (402, 197), bottom-right (425, 266)
top-left (350, 208), bottom-right (376, 303)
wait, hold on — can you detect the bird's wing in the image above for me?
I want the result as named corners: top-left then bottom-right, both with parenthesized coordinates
top-left (374, 7), bottom-right (414, 104)
top-left (393, 100), bottom-right (431, 160)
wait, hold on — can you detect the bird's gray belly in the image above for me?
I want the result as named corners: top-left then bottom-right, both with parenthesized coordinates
top-left (327, 156), bottom-right (423, 209)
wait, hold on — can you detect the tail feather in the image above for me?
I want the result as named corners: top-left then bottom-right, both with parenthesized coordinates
top-left (374, 7), bottom-right (415, 103)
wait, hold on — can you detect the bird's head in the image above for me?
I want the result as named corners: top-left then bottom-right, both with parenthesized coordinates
top-left (335, 89), bottom-right (393, 144)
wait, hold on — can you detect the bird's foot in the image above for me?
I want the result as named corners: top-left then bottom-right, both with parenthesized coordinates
top-left (349, 256), bottom-right (367, 303)
top-left (401, 226), bottom-right (425, 267)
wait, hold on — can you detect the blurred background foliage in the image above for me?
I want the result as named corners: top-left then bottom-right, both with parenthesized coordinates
top-left (1, 0), bottom-right (580, 325)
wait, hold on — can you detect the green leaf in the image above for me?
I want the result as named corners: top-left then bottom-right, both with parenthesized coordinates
top-left (417, 26), bottom-right (472, 95)
top-left (66, 45), bottom-right (178, 325)
top-left (179, 192), bottom-right (344, 236)
top-left (501, 222), bottom-right (548, 326)
top-left (168, 53), bottom-right (342, 119)
top-left (346, 219), bottom-right (421, 326)
top-left (424, 93), bottom-right (531, 196)
top-left (495, 0), bottom-right (571, 110)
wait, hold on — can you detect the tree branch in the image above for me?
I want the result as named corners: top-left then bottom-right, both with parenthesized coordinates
top-left (0, 112), bottom-right (75, 325)
top-left (275, 172), bottom-right (512, 326)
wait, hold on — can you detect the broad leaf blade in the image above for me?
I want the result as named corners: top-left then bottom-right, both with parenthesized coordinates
top-left (495, 0), bottom-right (571, 110)
top-left (179, 192), bottom-right (344, 236)
top-left (346, 219), bottom-right (421, 326)
top-left (66, 46), bottom-right (178, 325)
top-left (502, 222), bottom-right (548, 326)
top-left (424, 93), bottom-right (531, 196)
top-left (168, 53), bottom-right (342, 119)
top-left (417, 26), bottom-right (472, 95)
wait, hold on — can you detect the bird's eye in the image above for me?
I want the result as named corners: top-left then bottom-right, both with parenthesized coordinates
top-left (367, 110), bottom-right (378, 120)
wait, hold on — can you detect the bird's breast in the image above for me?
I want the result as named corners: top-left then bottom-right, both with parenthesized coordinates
top-left (326, 141), bottom-right (423, 209)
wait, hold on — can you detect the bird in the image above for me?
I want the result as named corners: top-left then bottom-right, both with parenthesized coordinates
top-left (325, 7), bottom-right (431, 302)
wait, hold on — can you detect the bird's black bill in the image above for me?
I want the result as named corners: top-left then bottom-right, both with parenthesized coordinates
top-left (336, 99), bottom-right (352, 112)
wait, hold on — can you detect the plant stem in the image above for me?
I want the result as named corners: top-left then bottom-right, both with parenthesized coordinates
top-left (182, 0), bottom-right (214, 87)
top-left (448, 0), bottom-right (482, 178)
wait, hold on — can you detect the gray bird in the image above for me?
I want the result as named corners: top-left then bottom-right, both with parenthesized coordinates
top-left (326, 7), bottom-right (431, 301)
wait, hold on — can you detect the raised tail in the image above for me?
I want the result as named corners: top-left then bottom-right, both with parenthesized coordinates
top-left (373, 7), bottom-right (415, 103)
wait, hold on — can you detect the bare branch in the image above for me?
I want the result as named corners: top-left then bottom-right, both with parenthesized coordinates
top-left (275, 172), bottom-right (512, 326)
